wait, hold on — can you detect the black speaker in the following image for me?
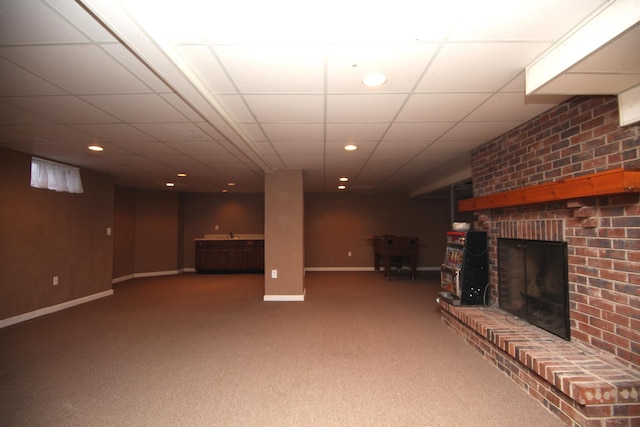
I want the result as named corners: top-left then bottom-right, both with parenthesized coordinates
top-left (459, 232), bottom-right (488, 305)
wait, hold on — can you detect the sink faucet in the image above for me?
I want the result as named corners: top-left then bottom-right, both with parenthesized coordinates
top-left (229, 231), bottom-right (234, 239)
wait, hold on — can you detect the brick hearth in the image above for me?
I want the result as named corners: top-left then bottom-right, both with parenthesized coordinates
top-left (440, 302), bottom-right (640, 426)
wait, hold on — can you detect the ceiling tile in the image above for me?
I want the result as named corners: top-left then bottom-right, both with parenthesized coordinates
top-left (416, 42), bottom-right (550, 92)
top-left (373, 141), bottom-right (431, 156)
top-left (326, 123), bottom-right (389, 142)
top-left (132, 122), bottom-right (212, 142)
top-left (81, 94), bottom-right (189, 123)
top-left (68, 124), bottom-right (156, 142)
top-left (76, 141), bottom-right (136, 156)
top-left (142, 153), bottom-right (202, 166)
top-left (384, 122), bottom-right (455, 142)
top-left (262, 124), bottom-right (324, 142)
top-left (277, 153), bottom-right (325, 169)
top-left (238, 124), bottom-right (268, 142)
top-left (326, 43), bottom-right (440, 92)
top-left (110, 141), bottom-right (181, 156)
top-left (175, 45), bottom-right (238, 94)
top-left (0, 0), bottom-right (625, 195)
top-left (272, 142), bottom-right (323, 156)
top-left (441, 121), bottom-right (521, 142)
top-left (244, 95), bottom-right (324, 122)
top-left (326, 94), bottom-right (406, 122)
top-left (102, 45), bottom-right (172, 93)
top-left (4, 96), bottom-right (117, 123)
top-left (0, 0), bottom-right (91, 44)
top-left (448, 0), bottom-right (608, 41)
top-left (48, 0), bottom-right (117, 42)
top-left (103, 153), bottom-right (161, 168)
top-left (0, 100), bottom-right (50, 125)
top-left (6, 123), bottom-right (101, 144)
top-left (0, 127), bottom-right (34, 144)
top-left (426, 140), bottom-right (486, 155)
top-left (397, 93), bottom-right (491, 122)
top-left (0, 45), bottom-right (152, 94)
top-left (0, 57), bottom-right (66, 96)
top-left (325, 140), bottom-right (378, 155)
top-left (164, 140), bottom-right (229, 155)
top-left (193, 122), bottom-right (226, 141)
top-left (214, 44), bottom-right (325, 93)
top-left (216, 95), bottom-right (258, 123)
top-left (465, 92), bottom-right (565, 122)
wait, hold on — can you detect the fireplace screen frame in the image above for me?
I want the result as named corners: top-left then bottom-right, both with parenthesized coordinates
top-left (497, 238), bottom-right (570, 340)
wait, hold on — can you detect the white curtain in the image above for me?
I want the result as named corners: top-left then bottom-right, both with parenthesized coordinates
top-left (30, 157), bottom-right (84, 193)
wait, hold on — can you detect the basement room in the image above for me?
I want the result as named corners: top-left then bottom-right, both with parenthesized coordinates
top-left (1, 1), bottom-right (639, 426)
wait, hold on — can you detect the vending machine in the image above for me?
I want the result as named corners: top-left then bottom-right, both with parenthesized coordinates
top-left (440, 231), bottom-right (488, 305)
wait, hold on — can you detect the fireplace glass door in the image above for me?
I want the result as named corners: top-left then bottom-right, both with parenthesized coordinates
top-left (498, 239), bottom-right (570, 340)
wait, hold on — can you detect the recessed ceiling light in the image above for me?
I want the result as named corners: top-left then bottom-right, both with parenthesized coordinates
top-left (338, 185), bottom-right (347, 190)
top-left (362, 73), bottom-right (386, 87)
top-left (228, 182), bottom-right (236, 186)
top-left (88, 145), bottom-right (103, 152)
top-left (339, 177), bottom-right (349, 182)
top-left (344, 144), bottom-right (358, 151)
top-left (222, 189), bottom-right (228, 193)
top-left (177, 172), bottom-right (187, 177)
top-left (165, 182), bottom-right (175, 187)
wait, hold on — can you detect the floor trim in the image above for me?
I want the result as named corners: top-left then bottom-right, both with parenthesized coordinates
top-left (0, 289), bottom-right (114, 328)
top-left (264, 289), bottom-right (306, 302)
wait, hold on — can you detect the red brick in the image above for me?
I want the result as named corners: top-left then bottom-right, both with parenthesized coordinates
top-left (602, 330), bottom-right (631, 350)
top-left (590, 297), bottom-right (616, 312)
top-left (575, 302), bottom-right (602, 317)
top-left (616, 304), bottom-right (640, 319)
top-left (601, 269), bottom-right (629, 282)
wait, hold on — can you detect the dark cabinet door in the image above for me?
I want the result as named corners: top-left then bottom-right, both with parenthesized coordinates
top-left (195, 241), bottom-right (211, 270)
top-left (226, 245), bottom-right (245, 269)
top-left (195, 240), bottom-right (264, 273)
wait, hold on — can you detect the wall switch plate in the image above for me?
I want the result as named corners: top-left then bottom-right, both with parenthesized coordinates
top-left (271, 269), bottom-right (277, 278)
top-left (215, 224), bottom-right (219, 231)
top-left (106, 227), bottom-right (112, 236)
top-left (53, 276), bottom-right (59, 286)
top-left (348, 251), bottom-right (352, 257)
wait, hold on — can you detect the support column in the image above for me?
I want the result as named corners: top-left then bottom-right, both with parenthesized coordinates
top-left (264, 170), bottom-right (305, 301)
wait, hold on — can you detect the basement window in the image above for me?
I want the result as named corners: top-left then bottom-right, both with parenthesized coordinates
top-left (30, 157), bottom-right (84, 194)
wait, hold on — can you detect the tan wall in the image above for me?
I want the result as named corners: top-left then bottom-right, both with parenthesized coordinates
top-left (133, 190), bottom-right (180, 274)
top-left (0, 148), bottom-right (114, 320)
top-left (1, 145), bottom-right (452, 321)
top-left (178, 192), bottom-right (451, 270)
top-left (305, 193), bottom-right (450, 268)
top-left (113, 186), bottom-right (136, 279)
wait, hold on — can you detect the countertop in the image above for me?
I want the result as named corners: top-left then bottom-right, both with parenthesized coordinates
top-left (195, 234), bottom-right (265, 241)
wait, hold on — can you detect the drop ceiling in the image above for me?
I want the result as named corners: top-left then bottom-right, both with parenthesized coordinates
top-left (0, 0), bottom-right (638, 195)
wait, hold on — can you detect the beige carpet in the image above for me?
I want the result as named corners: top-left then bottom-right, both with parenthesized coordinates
top-left (0, 271), bottom-right (565, 426)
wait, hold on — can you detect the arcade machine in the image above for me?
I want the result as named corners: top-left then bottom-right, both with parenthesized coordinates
top-left (440, 230), bottom-right (488, 305)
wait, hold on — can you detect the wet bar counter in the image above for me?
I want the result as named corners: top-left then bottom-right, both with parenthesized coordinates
top-left (195, 235), bottom-right (264, 273)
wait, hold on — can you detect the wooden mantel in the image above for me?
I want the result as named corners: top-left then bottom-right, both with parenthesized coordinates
top-left (458, 168), bottom-right (640, 212)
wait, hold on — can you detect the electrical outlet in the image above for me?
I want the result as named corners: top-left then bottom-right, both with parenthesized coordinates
top-left (215, 224), bottom-right (219, 231)
top-left (53, 276), bottom-right (59, 286)
top-left (271, 269), bottom-right (277, 279)
top-left (348, 251), bottom-right (352, 257)
top-left (106, 227), bottom-right (112, 236)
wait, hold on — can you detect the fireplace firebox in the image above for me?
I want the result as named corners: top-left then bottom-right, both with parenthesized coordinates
top-left (497, 238), bottom-right (570, 340)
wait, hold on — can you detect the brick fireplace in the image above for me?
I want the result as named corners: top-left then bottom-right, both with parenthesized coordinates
top-left (440, 95), bottom-right (640, 426)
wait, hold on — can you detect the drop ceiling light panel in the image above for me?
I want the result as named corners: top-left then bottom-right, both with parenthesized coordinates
top-left (0, 0), bottom-right (626, 194)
